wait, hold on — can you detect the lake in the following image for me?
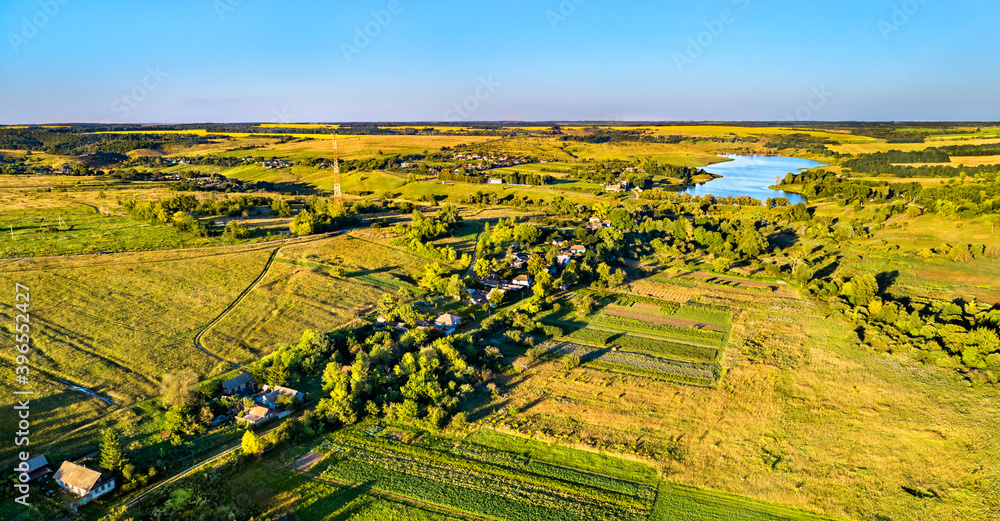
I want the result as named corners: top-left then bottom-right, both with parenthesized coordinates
top-left (682, 155), bottom-right (825, 205)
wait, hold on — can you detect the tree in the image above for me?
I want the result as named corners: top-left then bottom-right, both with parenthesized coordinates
top-left (533, 271), bottom-right (554, 300)
top-left (576, 294), bottom-right (595, 317)
top-left (100, 428), bottom-right (126, 474)
top-left (271, 198), bottom-right (292, 217)
top-left (241, 430), bottom-right (264, 456)
top-left (713, 257), bottom-right (732, 273)
top-left (473, 257), bottom-right (492, 279)
top-left (513, 223), bottom-right (542, 245)
top-left (736, 225), bottom-right (768, 258)
top-left (446, 275), bottom-right (466, 299)
top-left (290, 211), bottom-right (316, 236)
top-left (160, 371), bottom-right (198, 406)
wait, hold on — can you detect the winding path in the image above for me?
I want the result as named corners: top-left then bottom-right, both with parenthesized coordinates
top-left (190, 244), bottom-right (284, 369)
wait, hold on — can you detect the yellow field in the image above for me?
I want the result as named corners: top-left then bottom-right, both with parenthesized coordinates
top-left (892, 154), bottom-right (1000, 167)
top-left (831, 137), bottom-right (1000, 155)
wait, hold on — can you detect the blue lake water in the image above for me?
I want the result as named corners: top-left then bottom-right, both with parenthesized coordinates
top-left (682, 155), bottom-right (825, 205)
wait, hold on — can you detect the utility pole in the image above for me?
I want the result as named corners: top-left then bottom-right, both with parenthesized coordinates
top-left (332, 133), bottom-right (343, 204)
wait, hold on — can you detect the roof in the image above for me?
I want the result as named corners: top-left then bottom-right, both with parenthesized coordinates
top-left (222, 373), bottom-right (254, 391)
top-left (54, 461), bottom-right (106, 492)
top-left (570, 244), bottom-right (586, 251)
top-left (261, 386), bottom-right (301, 402)
top-left (26, 455), bottom-right (49, 473)
top-left (513, 274), bottom-right (531, 282)
top-left (435, 314), bottom-right (462, 327)
top-left (244, 406), bottom-right (271, 422)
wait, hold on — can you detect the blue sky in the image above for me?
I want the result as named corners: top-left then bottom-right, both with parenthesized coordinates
top-left (1, 0), bottom-right (998, 123)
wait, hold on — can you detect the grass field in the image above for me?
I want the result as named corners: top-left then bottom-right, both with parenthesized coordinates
top-left (201, 233), bottom-right (431, 362)
top-left (485, 277), bottom-right (1000, 521)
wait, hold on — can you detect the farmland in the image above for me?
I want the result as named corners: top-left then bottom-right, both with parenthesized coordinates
top-left (2, 123), bottom-right (999, 521)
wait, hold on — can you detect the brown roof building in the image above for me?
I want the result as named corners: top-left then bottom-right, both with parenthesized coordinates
top-left (54, 461), bottom-right (116, 504)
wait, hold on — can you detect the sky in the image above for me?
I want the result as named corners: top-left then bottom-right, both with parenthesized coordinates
top-left (1, 0), bottom-right (998, 123)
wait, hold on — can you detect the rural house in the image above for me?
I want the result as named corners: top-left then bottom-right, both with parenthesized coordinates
top-left (435, 314), bottom-right (463, 335)
top-left (53, 461), bottom-right (115, 506)
top-left (255, 385), bottom-right (304, 409)
top-left (569, 245), bottom-right (587, 255)
top-left (513, 274), bottom-right (533, 287)
top-left (221, 373), bottom-right (255, 395)
top-left (241, 406), bottom-right (274, 426)
top-left (24, 455), bottom-right (52, 482)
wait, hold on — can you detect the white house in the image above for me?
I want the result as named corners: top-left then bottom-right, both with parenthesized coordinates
top-left (513, 274), bottom-right (533, 287)
top-left (54, 461), bottom-right (116, 507)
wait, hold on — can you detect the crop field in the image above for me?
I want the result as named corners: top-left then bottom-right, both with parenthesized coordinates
top-left (317, 425), bottom-right (660, 521)
top-left (541, 339), bottom-right (718, 386)
top-left (487, 278), bottom-right (1000, 521)
top-left (224, 463), bottom-right (472, 521)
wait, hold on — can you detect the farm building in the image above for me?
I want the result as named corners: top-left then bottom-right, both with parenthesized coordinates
top-left (53, 461), bottom-right (116, 506)
top-left (23, 455), bottom-right (52, 482)
top-left (221, 373), bottom-right (255, 395)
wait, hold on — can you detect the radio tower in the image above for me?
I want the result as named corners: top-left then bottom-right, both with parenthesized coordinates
top-left (332, 133), bottom-right (343, 204)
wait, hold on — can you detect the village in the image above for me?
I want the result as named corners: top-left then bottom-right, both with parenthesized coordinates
top-left (16, 374), bottom-right (307, 514)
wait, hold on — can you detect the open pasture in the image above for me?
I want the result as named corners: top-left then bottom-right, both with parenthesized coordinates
top-left (202, 233), bottom-right (431, 361)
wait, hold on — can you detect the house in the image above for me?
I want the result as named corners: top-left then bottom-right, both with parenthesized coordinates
top-left (569, 245), bottom-right (587, 255)
top-left (480, 278), bottom-right (502, 288)
top-left (255, 385), bottom-right (305, 409)
top-left (221, 373), bottom-right (255, 395)
top-left (552, 237), bottom-right (566, 247)
top-left (513, 274), bottom-right (533, 287)
top-left (467, 290), bottom-right (489, 306)
top-left (488, 178), bottom-right (504, 184)
top-left (556, 253), bottom-right (573, 266)
top-left (435, 314), bottom-right (463, 335)
top-left (24, 455), bottom-right (51, 482)
top-left (605, 182), bottom-right (629, 192)
top-left (241, 406), bottom-right (274, 426)
top-left (588, 216), bottom-right (603, 224)
top-left (510, 252), bottom-right (530, 268)
top-left (53, 461), bottom-right (115, 506)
